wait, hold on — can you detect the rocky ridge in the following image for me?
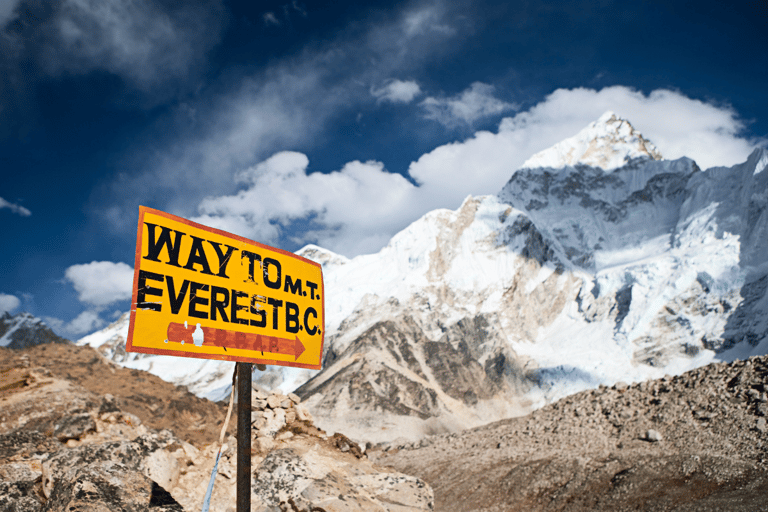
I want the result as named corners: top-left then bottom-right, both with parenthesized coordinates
top-left (0, 343), bottom-right (433, 511)
top-left (0, 312), bottom-right (69, 350)
top-left (373, 354), bottom-right (768, 511)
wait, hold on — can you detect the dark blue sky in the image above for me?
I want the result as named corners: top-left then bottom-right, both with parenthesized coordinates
top-left (1, 0), bottom-right (766, 338)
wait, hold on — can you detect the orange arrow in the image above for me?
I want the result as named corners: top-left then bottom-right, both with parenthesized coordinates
top-left (167, 322), bottom-right (306, 360)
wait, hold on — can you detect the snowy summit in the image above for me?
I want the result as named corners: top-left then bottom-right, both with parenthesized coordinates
top-left (520, 111), bottom-right (663, 171)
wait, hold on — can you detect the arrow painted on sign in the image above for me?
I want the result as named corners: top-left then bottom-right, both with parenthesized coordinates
top-left (166, 322), bottom-right (306, 360)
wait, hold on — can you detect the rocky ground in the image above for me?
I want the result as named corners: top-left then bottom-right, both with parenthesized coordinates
top-left (0, 343), bottom-right (433, 511)
top-left (372, 355), bottom-right (768, 511)
top-left (4, 342), bottom-right (768, 511)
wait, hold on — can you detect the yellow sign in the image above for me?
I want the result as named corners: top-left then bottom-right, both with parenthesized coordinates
top-left (126, 206), bottom-right (324, 370)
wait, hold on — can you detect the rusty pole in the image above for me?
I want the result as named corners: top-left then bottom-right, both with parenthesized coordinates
top-left (236, 362), bottom-right (252, 511)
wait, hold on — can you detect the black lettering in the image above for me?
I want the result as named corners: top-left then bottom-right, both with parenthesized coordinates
top-left (166, 276), bottom-right (189, 315)
top-left (303, 307), bottom-right (318, 335)
top-left (231, 289), bottom-right (248, 325)
top-left (144, 223), bottom-right (183, 267)
top-left (208, 241), bottom-right (237, 278)
top-left (241, 251), bottom-right (261, 283)
top-left (263, 258), bottom-right (281, 289)
top-left (306, 281), bottom-right (318, 300)
top-left (268, 297), bottom-right (283, 330)
top-left (137, 270), bottom-right (164, 311)
top-left (183, 236), bottom-right (214, 275)
top-left (249, 295), bottom-right (267, 328)
top-left (285, 302), bottom-right (300, 333)
top-left (211, 286), bottom-right (230, 322)
top-left (284, 275), bottom-right (302, 296)
top-left (188, 282), bottom-right (209, 319)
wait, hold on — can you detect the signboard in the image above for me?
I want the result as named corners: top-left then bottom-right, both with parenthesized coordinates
top-left (126, 206), bottom-right (324, 370)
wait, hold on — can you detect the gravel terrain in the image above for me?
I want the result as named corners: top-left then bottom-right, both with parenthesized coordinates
top-left (373, 355), bottom-right (768, 511)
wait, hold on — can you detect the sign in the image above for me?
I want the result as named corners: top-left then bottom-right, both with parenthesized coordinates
top-left (126, 206), bottom-right (324, 370)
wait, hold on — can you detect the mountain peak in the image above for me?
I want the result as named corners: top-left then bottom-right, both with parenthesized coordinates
top-left (520, 111), bottom-right (663, 171)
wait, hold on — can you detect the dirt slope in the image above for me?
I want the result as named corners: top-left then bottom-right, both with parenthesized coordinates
top-left (373, 356), bottom-right (768, 511)
top-left (1, 344), bottom-right (229, 447)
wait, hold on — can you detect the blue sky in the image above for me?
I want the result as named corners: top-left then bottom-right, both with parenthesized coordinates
top-left (1, 0), bottom-right (766, 338)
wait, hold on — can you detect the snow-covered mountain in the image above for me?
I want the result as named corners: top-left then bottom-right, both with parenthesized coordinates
top-left (78, 112), bottom-right (768, 443)
top-left (295, 112), bottom-right (768, 441)
top-left (0, 312), bottom-right (70, 349)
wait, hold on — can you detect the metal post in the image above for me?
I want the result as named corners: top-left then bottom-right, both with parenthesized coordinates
top-left (236, 362), bottom-right (252, 512)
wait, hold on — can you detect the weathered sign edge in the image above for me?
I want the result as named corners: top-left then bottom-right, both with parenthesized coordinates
top-left (125, 205), bottom-right (325, 370)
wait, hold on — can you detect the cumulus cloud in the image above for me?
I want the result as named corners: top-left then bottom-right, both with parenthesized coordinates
top-left (409, 86), bottom-right (761, 213)
top-left (0, 197), bottom-right (31, 216)
top-left (49, 0), bottom-right (224, 91)
top-left (64, 261), bottom-right (134, 307)
top-left (421, 82), bottom-right (517, 127)
top-left (192, 85), bottom-right (762, 258)
top-left (371, 79), bottom-right (422, 104)
top-left (45, 310), bottom-right (106, 338)
top-left (0, 293), bottom-right (21, 314)
top-left (195, 151), bottom-right (417, 256)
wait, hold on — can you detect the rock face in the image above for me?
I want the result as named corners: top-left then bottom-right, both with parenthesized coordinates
top-left (0, 343), bottom-right (434, 511)
top-left (0, 312), bottom-right (69, 349)
top-left (294, 115), bottom-right (768, 442)
top-left (373, 354), bottom-right (768, 511)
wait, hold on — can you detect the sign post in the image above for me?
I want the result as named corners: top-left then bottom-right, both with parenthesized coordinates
top-left (126, 206), bottom-right (324, 510)
top-left (236, 362), bottom-right (251, 511)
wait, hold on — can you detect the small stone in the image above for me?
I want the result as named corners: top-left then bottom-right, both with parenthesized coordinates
top-left (295, 404), bottom-right (313, 422)
top-left (280, 398), bottom-right (293, 409)
top-left (252, 399), bottom-right (268, 410)
top-left (288, 392), bottom-right (301, 404)
top-left (646, 429), bottom-right (663, 442)
top-left (757, 418), bottom-right (767, 433)
top-left (54, 413), bottom-right (95, 442)
top-left (120, 412), bottom-right (142, 427)
top-left (285, 410), bottom-right (296, 423)
top-left (253, 389), bottom-right (269, 400)
top-left (266, 395), bottom-right (282, 409)
top-left (275, 431), bottom-right (294, 441)
top-left (255, 436), bottom-right (275, 453)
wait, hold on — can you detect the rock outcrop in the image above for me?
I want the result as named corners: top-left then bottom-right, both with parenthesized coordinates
top-left (0, 344), bottom-right (434, 511)
top-left (0, 312), bottom-right (69, 350)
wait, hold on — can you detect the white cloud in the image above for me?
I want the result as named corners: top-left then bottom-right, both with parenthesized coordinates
top-left (100, 1), bottom-right (459, 231)
top-left (409, 86), bottom-right (761, 213)
top-left (0, 293), bottom-right (21, 314)
top-left (193, 85), bottom-right (762, 259)
top-left (0, 0), bottom-right (21, 28)
top-left (45, 310), bottom-right (106, 338)
top-left (371, 79), bottom-right (421, 104)
top-left (263, 11), bottom-right (280, 26)
top-left (50, 0), bottom-right (224, 90)
top-left (195, 151), bottom-right (417, 256)
top-left (64, 261), bottom-right (134, 307)
top-left (421, 82), bottom-right (517, 127)
top-left (402, 4), bottom-right (454, 36)
top-left (0, 196), bottom-right (31, 216)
